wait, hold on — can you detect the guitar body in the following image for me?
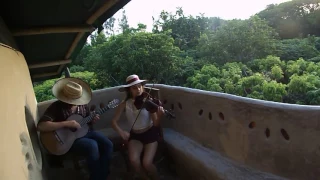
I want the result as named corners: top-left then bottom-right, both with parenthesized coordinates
top-left (40, 114), bottom-right (89, 155)
top-left (39, 99), bottom-right (120, 156)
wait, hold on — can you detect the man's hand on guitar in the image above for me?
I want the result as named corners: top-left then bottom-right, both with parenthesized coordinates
top-left (91, 111), bottom-right (100, 124)
top-left (65, 120), bottom-right (81, 129)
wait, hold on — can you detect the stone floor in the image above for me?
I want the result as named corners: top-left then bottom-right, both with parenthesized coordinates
top-left (45, 151), bottom-right (180, 180)
top-left (108, 151), bottom-right (180, 180)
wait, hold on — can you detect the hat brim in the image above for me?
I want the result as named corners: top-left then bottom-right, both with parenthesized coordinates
top-left (52, 77), bottom-right (92, 105)
top-left (118, 80), bottom-right (147, 92)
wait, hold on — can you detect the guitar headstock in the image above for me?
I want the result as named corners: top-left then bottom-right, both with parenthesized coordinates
top-left (107, 99), bottom-right (120, 109)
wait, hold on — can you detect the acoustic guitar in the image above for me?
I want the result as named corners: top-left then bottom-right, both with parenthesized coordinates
top-left (40, 99), bottom-right (120, 155)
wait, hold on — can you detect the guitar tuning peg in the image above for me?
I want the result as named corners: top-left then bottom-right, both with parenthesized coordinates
top-left (100, 103), bottom-right (105, 109)
top-left (90, 105), bottom-right (96, 112)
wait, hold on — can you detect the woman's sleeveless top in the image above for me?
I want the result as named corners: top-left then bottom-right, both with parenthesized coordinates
top-left (125, 99), bottom-right (153, 130)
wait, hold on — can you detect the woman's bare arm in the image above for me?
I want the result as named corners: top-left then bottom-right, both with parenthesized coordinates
top-left (150, 106), bottom-right (165, 127)
top-left (151, 112), bottom-right (160, 126)
top-left (111, 101), bottom-right (126, 135)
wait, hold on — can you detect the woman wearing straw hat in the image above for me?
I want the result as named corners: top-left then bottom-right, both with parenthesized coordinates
top-left (111, 74), bottom-right (165, 180)
top-left (37, 77), bottom-right (113, 180)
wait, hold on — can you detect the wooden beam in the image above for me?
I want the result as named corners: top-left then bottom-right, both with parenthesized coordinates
top-left (65, 0), bottom-right (119, 59)
top-left (32, 72), bottom-right (59, 79)
top-left (12, 25), bottom-right (94, 36)
top-left (57, 64), bottom-right (66, 75)
top-left (86, 0), bottom-right (119, 24)
top-left (28, 59), bottom-right (72, 69)
top-left (64, 32), bottom-right (85, 59)
top-left (32, 63), bottom-right (67, 79)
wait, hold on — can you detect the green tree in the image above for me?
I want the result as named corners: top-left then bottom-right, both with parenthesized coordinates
top-left (153, 7), bottom-right (225, 53)
top-left (104, 17), bottom-right (116, 36)
top-left (84, 30), bottom-right (187, 86)
top-left (257, 0), bottom-right (320, 38)
top-left (197, 16), bottom-right (278, 64)
top-left (262, 81), bottom-right (287, 102)
top-left (277, 36), bottom-right (320, 61)
top-left (186, 64), bottom-right (221, 90)
top-left (287, 73), bottom-right (320, 104)
top-left (118, 10), bottom-right (129, 33)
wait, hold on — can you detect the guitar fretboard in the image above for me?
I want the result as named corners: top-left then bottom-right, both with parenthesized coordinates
top-left (78, 106), bottom-right (111, 126)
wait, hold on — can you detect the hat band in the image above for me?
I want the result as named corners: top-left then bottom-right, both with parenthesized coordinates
top-left (126, 77), bottom-right (139, 84)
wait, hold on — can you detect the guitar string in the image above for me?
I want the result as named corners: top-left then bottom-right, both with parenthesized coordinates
top-left (77, 101), bottom-right (116, 126)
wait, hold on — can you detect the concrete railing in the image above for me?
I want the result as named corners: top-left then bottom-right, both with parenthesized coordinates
top-left (38, 84), bottom-right (320, 180)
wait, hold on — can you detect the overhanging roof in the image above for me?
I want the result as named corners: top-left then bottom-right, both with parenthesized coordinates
top-left (0, 0), bottom-right (130, 82)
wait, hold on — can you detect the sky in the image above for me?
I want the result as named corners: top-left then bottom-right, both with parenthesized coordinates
top-left (110, 0), bottom-right (291, 32)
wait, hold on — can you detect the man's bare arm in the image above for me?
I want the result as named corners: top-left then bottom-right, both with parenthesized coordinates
top-left (37, 121), bottom-right (69, 132)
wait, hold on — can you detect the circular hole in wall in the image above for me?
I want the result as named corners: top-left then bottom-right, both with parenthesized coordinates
top-left (25, 152), bottom-right (30, 160)
top-left (20, 135), bottom-right (27, 145)
top-left (218, 112), bottom-right (224, 121)
top-left (199, 109), bottom-right (203, 116)
top-left (163, 100), bottom-right (167, 104)
top-left (178, 102), bottom-right (182, 110)
top-left (248, 122), bottom-right (256, 129)
top-left (280, 128), bottom-right (290, 141)
top-left (209, 112), bottom-right (212, 120)
top-left (171, 104), bottom-right (174, 110)
top-left (265, 128), bottom-right (270, 138)
top-left (27, 163), bottom-right (33, 170)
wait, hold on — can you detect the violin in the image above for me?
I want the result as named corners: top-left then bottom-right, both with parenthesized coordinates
top-left (134, 92), bottom-right (175, 119)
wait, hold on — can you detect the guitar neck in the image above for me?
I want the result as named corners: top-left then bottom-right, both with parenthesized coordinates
top-left (80, 106), bottom-right (110, 125)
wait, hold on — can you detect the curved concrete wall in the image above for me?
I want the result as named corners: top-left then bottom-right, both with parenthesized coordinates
top-left (151, 84), bottom-right (320, 180)
top-left (0, 45), bottom-right (45, 179)
top-left (0, 17), bottom-right (45, 180)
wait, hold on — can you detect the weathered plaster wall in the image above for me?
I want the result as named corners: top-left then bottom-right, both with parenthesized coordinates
top-left (0, 18), bottom-right (45, 180)
top-left (152, 84), bottom-right (320, 180)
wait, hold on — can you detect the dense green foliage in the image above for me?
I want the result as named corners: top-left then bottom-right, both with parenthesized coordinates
top-left (34, 0), bottom-right (320, 105)
top-left (257, 0), bottom-right (320, 39)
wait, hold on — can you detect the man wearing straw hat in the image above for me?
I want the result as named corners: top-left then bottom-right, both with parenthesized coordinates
top-left (37, 77), bottom-right (113, 180)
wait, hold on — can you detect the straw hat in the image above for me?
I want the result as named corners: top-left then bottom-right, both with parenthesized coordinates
top-left (52, 77), bottom-right (92, 105)
top-left (118, 74), bottom-right (147, 92)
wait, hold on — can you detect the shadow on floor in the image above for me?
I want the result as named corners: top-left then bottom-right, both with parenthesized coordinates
top-left (45, 151), bottom-right (180, 180)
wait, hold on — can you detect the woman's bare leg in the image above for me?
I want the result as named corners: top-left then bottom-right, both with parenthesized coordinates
top-left (128, 140), bottom-right (148, 179)
top-left (142, 141), bottom-right (159, 180)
